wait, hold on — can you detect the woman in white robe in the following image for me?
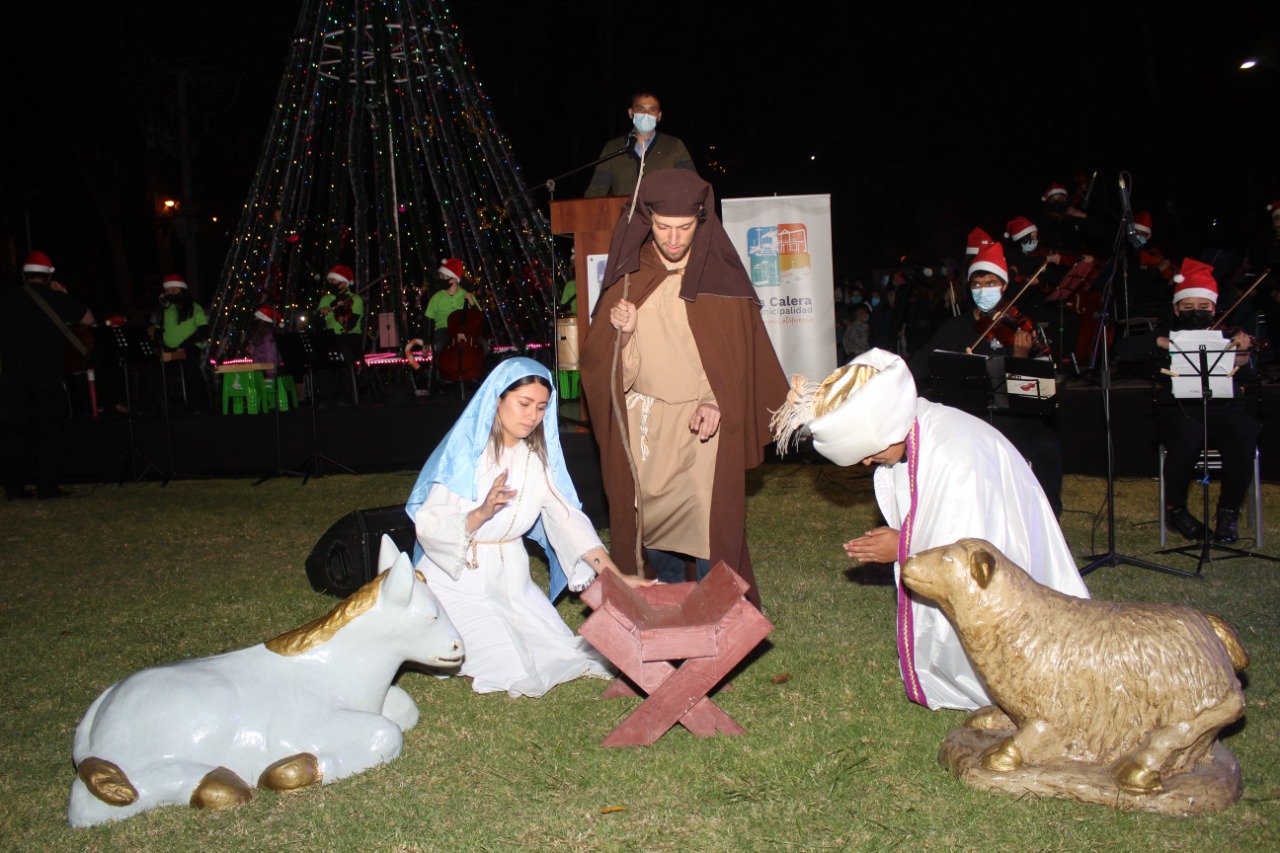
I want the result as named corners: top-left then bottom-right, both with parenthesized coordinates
top-left (405, 357), bottom-right (641, 698)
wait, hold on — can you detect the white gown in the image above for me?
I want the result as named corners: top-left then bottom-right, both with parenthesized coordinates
top-left (413, 440), bottom-right (613, 697)
top-left (874, 399), bottom-right (1090, 712)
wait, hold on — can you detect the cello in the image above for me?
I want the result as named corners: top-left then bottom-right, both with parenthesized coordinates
top-left (436, 298), bottom-right (486, 384)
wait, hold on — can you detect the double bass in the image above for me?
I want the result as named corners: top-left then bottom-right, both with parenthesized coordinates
top-left (437, 298), bottom-right (486, 383)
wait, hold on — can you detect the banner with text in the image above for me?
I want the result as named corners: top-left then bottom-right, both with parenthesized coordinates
top-left (721, 194), bottom-right (835, 381)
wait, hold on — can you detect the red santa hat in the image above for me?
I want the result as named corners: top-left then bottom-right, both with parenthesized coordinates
top-left (254, 305), bottom-right (282, 324)
top-left (163, 274), bottom-right (188, 290)
top-left (1171, 258), bottom-right (1218, 304)
top-left (438, 258), bottom-right (464, 282)
top-left (327, 265), bottom-right (354, 285)
top-left (1041, 183), bottom-right (1069, 202)
top-left (1134, 211), bottom-right (1153, 237)
top-left (1004, 216), bottom-right (1037, 242)
top-left (968, 242), bottom-right (1009, 283)
top-left (22, 251), bottom-right (55, 274)
top-left (965, 227), bottom-right (994, 256)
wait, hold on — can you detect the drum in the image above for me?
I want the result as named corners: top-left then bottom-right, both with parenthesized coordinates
top-left (556, 316), bottom-right (579, 371)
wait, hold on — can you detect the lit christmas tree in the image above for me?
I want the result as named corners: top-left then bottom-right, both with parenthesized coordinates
top-left (209, 0), bottom-right (558, 363)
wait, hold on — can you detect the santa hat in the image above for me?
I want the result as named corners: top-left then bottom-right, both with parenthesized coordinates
top-left (254, 305), bottom-right (281, 324)
top-left (968, 242), bottom-right (1009, 283)
top-left (1042, 183), bottom-right (1069, 202)
top-left (1005, 216), bottom-right (1037, 242)
top-left (965, 227), bottom-right (994, 256)
top-left (22, 251), bottom-right (55, 274)
top-left (327, 265), bottom-right (354, 285)
top-left (770, 348), bottom-right (917, 467)
top-left (1171, 259), bottom-right (1218, 304)
top-left (1134, 211), bottom-right (1153, 237)
top-left (438, 258), bottom-right (464, 282)
top-left (1268, 201), bottom-right (1280, 219)
top-left (163, 274), bottom-right (188, 290)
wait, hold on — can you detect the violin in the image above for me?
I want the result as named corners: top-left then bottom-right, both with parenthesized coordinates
top-left (321, 293), bottom-right (356, 331)
top-left (973, 301), bottom-right (1053, 358)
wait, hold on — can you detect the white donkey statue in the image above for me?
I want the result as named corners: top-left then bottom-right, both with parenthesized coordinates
top-left (68, 536), bottom-right (463, 827)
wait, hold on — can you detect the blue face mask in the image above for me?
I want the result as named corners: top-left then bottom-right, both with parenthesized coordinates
top-left (1135, 235), bottom-right (1149, 247)
top-left (971, 287), bottom-right (1002, 312)
top-left (632, 113), bottom-right (657, 134)
top-left (850, 295), bottom-right (863, 305)
top-left (870, 296), bottom-right (881, 308)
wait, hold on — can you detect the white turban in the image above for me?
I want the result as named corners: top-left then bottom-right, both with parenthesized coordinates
top-left (771, 348), bottom-right (917, 467)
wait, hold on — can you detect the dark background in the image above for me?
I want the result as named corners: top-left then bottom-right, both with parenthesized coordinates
top-left (5, 0), bottom-right (1278, 313)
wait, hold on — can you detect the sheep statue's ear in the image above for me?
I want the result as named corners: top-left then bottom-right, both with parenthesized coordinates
top-left (968, 547), bottom-right (996, 589)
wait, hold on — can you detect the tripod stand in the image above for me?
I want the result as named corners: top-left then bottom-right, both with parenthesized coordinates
top-left (252, 339), bottom-right (306, 486)
top-left (106, 326), bottom-right (165, 484)
top-left (1155, 339), bottom-right (1278, 571)
top-left (275, 331), bottom-right (357, 483)
top-left (1080, 219), bottom-right (1188, 578)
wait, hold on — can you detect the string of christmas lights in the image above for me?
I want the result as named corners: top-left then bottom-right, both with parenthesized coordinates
top-left (209, 0), bottom-right (561, 364)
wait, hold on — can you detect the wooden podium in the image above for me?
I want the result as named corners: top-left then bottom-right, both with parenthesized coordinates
top-left (550, 196), bottom-right (628, 425)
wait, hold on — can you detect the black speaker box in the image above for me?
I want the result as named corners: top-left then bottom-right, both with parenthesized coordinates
top-left (305, 505), bottom-right (417, 598)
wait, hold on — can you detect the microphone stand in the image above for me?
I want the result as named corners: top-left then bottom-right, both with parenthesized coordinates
top-left (501, 135), bottom-right (637, 426)
top-left (1080, 210), bottom-right (1189, 578)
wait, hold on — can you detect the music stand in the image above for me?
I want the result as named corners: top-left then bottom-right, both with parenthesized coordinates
top-left (154, 348), bottom-right (211, 484)
top-left (274, 331), bottom-right (357, 483)
top-left (103, 326), bottom-right (165, 484)
top-left (927, 350), bottom-right (993, 416)
top-left (987, 355), bottom-right (1057, 419)
top-left (252, 337), bottom-right (307, 486)
top-left (1156, 336), bottom-right (1278, 570)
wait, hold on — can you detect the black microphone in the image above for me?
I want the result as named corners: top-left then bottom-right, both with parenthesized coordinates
top-left (1118, 173), bottom-right (1141, 248)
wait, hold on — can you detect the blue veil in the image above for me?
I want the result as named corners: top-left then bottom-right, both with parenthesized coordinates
top-left (404, 356), bottom-right (581, 600)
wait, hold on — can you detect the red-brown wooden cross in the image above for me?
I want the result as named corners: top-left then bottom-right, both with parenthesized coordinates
top-left (579, 561), bottom-right (773, 747)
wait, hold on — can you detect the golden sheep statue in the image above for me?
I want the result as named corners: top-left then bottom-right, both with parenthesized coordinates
top-left (901, 538), bottom-right (1248, 816)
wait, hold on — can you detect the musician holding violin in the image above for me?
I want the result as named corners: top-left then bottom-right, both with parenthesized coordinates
top-left (1146, 259), bottom-right (1260, 545)
top-left (318, 265), bottom-right (364, 336)
top-left (316, 264), bottom-right (364, 406)
top-left (908, 241), bottom-right (1064, 515)
top-left (1, 251), bottom-right (94, 500)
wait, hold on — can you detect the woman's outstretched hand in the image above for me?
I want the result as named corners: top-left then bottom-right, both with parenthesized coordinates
top-left (467, 470), bottom-right (515, 533)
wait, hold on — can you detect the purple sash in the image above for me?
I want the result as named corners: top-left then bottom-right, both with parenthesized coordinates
top-left (894, 418), bottom-right (928, 707)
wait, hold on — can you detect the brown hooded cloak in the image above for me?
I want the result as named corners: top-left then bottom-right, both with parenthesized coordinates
top-left (579, 170), bottom-right (787, 607)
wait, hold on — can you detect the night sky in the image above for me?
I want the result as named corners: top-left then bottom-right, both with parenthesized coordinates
top-left (5, 0), bottom-right (1278, 310)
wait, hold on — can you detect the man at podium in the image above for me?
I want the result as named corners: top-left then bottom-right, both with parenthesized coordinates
top-left (584, 90), bottom-right (696, 199)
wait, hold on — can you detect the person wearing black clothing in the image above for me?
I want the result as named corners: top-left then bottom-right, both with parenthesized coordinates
top-left (908, 242), bottom-right (1064, 516)
top-left (1144, 259), bottom-right (1259, 544)
top-left (0, 251), bottom-right (95, 500)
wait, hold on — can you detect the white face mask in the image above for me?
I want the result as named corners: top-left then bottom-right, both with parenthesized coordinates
top-left (1020, 238), bottom-right (1039, 253)
top-left (632, 113), bottom-right (657, 135)
top-left (971, 287), bottom-right (1002, 312)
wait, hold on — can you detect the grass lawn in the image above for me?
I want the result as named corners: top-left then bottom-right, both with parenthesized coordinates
top-left (1, 465), bottom-right (1277, 851)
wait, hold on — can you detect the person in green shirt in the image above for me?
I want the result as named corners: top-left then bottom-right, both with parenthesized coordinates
top-left (315, 264), bottom-right (365, 406)
top-left (156, 273), bottom-right (210, 411)
top-left (425, 258), bottom-right (479, 353)
top-left (317, 265), bottom-right (364, 336)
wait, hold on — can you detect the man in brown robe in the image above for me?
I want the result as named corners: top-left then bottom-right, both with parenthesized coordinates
top-left (579, 170), bottom-right (787, 607)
